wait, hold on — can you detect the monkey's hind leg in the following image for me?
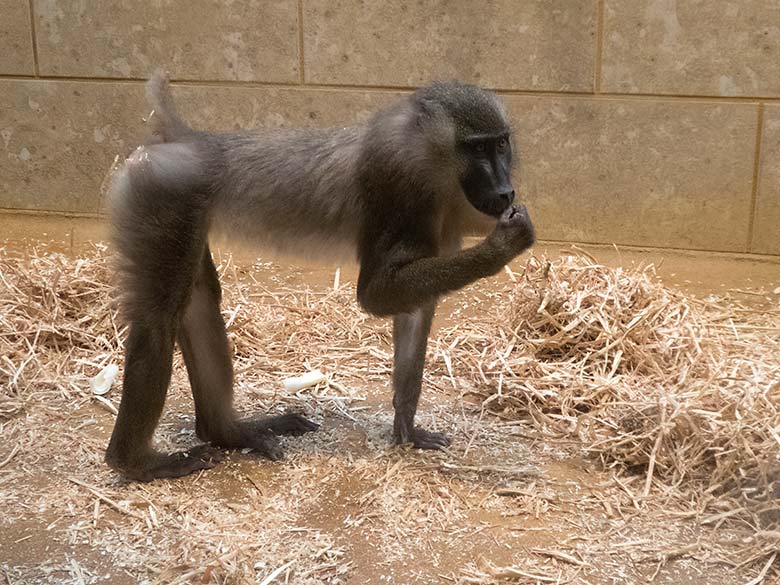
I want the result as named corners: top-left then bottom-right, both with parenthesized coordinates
top-left (177, 247), bottom-right (319, 458)
top-left (391, 302), bottom-right (451, 449)
top-left (106, 320), bottom-right (225, 481)
top-left (105, 144), bottom-right (224, 481)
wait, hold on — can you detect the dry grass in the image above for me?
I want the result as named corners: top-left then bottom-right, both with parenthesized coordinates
top-left (0, 246), bottom-right (365, 583)
top-left (435, 254), bottom-right (780, 571)
top-left (218, 254), bottom-right (392, 385)
top-left (0, 245), bottom-right (389, 424)
top-left (1, 244), bottom-right (778, 583)
top-left (0, 244), bottom-right (123, 419)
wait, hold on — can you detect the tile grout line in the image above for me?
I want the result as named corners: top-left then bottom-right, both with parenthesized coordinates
top-left (594, 0), bottom-right (605, 93)
top-left (27, 0), bottom-right (40, 76)
top-left (1, 72), bottom-right (779, 104)
top-left (746, 103), bottom-right (765, 253)
top-left (297, 0), bottom-right (305, 84)
top-left (0, 207), bottom-right (102, 220)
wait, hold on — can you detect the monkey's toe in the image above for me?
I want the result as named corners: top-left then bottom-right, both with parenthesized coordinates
top-left (114, 444), bottom-right (225, 482)
top-left (242, 428), bottom-right (285, 461)
top-left (187, 444), bottom-right (226, 463)
top-left (265, 413), bottom-right (320, 436)
top-left (399, 427), bottom-right (452, 450)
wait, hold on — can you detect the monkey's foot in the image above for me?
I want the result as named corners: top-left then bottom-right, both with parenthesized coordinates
top-left (396, 427), bottom-right (452, 450)
top-left (109, 444), bottom-right (225, 482)
top-left (261, 413), bottom-right (320, 436)
top-left (232, 413), bottom-right (320, 460)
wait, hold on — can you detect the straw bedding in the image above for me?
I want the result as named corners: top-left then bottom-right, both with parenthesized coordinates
top-left (434, 254), bottom-right (780, 572)
top-left (437, 255), bottom-right (780, 496)
top-left (1, 244), bottom-right (778, 581)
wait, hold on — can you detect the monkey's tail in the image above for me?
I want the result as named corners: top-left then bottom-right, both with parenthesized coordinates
top-left (146, 69), bottom-right (193, 142)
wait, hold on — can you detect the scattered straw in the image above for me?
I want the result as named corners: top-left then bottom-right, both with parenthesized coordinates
top-left (1, 245), bottom-right (778, 583)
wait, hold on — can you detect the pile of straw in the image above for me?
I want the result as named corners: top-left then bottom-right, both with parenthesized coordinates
top-left (3, 247), bottom-right (777, 507)
top-left (0, 245), bottom-right (123, 419)
top-left (216, 256), bottom-right (391, 386)
top-left (437, 253), bottom-right (780, 563)
top-left (0, 246), bottom-right (371, 583)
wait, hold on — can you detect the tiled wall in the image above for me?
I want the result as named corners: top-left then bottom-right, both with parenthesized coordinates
top-left (1, 0), bottom-right (778, 256)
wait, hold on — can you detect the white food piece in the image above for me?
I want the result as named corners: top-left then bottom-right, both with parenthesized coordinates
top-left (90, 364), bottom-right (119, 396)
top-left (282, 369), bottom-right (327, 392)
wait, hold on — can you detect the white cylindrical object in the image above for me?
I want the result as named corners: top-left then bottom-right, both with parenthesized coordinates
top-left (282, 369), bottom-right (326, 392)
top-left (90, 364), bottom-right (119, 396)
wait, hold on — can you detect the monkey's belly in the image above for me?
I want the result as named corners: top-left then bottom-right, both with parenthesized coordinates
top-left (209, 205), bottom-right (360, 265)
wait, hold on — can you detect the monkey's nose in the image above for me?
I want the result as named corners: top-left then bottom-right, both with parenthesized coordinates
top-left (498, 190), bottom-right (515, 204)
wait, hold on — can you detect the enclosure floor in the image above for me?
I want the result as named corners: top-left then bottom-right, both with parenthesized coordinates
top-left (1, 216), bottom-right (779, 584)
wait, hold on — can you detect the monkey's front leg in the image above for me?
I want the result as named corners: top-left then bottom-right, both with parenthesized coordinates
top-left (391, 302), bottom-right (450, 449)
top-left (359, 205), bottom-right (535, 317)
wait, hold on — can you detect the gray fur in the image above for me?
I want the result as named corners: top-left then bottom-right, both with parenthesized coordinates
top-left (210, 127), bottom-right (365, 262)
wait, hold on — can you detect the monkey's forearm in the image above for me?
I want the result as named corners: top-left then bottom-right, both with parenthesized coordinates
top-left (358, 239), bottom-right (511, 316)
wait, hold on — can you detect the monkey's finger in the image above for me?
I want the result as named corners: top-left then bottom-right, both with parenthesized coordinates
top-left (500, 205), bottom-right (517, 221)
top-left (262, 445), bottom-right (284, 461)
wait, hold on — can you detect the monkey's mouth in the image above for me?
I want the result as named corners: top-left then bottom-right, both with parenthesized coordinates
top-left (475, 197), bottom-right (512, 219)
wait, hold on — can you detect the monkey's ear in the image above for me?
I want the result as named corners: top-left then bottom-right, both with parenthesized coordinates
top-left (417, 97), bottom-right (441, 119)
top-left (415, 98), bottom-right (456, 152)
top-left (416, 98), bottom-right (448, 130)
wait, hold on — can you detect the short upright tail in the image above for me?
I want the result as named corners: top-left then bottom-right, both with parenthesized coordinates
top-left (146, 69), bottom-right (192, 142)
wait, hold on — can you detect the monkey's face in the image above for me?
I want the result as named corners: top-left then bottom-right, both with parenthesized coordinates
top-left (458, 133), bottom-right (515, 218)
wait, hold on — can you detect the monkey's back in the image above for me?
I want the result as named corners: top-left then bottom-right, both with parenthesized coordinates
top-left (208, 127), bottom-right (365, 263)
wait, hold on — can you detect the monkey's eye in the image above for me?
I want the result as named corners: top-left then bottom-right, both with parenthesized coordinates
top-left (497, 137), bottom-right (508, 152)
top-left (474, 142), bottom-right (487, 153)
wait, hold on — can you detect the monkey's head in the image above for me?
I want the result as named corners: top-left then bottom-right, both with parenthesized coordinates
top-left (415, 82), bottom-right (515, 219)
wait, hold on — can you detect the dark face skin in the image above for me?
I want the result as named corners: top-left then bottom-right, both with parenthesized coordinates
top-left (458, 133), bottom-right (515, 218)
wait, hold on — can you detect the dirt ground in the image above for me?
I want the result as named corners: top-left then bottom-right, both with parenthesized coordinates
top-left (1, 229), bottom-right (779, 584)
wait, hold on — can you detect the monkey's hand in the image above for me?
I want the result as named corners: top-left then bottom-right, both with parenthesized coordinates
top-left (359, 204), bottom-right (535, 316)
top-left (487, 204), bottom-right (536, 261)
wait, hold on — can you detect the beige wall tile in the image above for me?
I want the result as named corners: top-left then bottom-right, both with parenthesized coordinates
top-left (170, 85), bottom-right (400, 130)
top-left (304, 0), bottom-right (595, 91)
top-left (0, 80), bottom-right (147, 213)
top-left (0, 0), bottom-right (35, 74)
top-left (753, 105), bottom-right (780, 255)
top-left (34, 0), bottom-right (299, 82)
top-left (506, 96), bottom-right (757, 252)
top-left (0, 79), bottom-right (399, 214)
top-left (602, 0), bottom-right (780, 97)
top-left (0, 79), bottom-right (761, 253)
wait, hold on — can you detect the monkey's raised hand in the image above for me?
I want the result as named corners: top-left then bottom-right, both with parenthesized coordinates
top-left (487, 203), bottom-right (536, 260)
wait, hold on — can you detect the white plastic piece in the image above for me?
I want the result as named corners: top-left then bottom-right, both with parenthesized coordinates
top-left (90, 364), bottom-right (119, 396)
top-left (282, 369), bottom-right (326, 392)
